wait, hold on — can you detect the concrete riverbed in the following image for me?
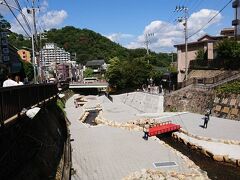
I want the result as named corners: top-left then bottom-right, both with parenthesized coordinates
top-left (65, 92), bottom-right (240, 180)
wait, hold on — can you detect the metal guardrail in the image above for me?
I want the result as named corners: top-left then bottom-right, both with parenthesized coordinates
top-left (181, 71), bottom-right (240, 88)
top-left (0, 84), bottom-right (58, 125)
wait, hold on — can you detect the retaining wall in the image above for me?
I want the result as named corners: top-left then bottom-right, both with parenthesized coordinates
top-left (212, 94), bottom-right (240, 120)
top-left (120, 92), bottom-right (164, 113)
top-left (164, 88), bottom-right (240, 120)
top-left (0, 101), bottom-right (69, 180)
top-left (164, 88), bottom-right (214, 114)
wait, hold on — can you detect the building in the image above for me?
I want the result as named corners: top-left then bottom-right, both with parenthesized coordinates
top-left (17, 49), bottom-right (31, 63)
top-left (56, 63), bottom-right (70, 81)
top-left (0, 29), bottom-right (22, 83)
top-left (232, 0), bottom-right (240, 38)
top-left (174, 28), bottom-right (234, 83)
top-left (85, 59), bottom-right (107, 73)
top-left (40, 43), bottom-right (71, 69)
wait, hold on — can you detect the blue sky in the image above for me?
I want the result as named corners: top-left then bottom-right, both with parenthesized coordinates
top-left (0, 0), bottom-right (235, 52)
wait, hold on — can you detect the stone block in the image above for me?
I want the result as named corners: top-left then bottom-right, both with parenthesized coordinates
top-left (230, 99), bottom-right (237, 106)
top-left (214, 105), bottom-right (222, 112)
top-left (214, 97), bottom-right (220, 103)
top-left (222, 107), bottom-right (230, 114)
top-left (213, 155), bottom-right (224, 162)
top-left (230, 108), bottom-right (239, 116)
top-left (222, 98), bottom-right (228, 105)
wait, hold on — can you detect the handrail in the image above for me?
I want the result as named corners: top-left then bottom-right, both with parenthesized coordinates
top-left (181, 71), bottom-right (240, 88)
top-left (0, 83), bottom-right (58, 125)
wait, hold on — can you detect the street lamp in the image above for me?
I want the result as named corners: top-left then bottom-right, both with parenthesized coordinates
top-left (0, 1), bottom-right (37, 83)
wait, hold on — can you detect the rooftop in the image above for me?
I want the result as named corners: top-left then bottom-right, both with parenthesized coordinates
top-left (86, 59), bottom-right (105, 66)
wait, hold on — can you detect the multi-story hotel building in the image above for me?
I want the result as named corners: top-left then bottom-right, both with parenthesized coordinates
top-left (40, 43), bottom-right (71, 69)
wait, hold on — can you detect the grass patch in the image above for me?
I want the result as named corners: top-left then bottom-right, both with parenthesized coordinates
top-left (215, 80), bottom-right (240, 94)
top-left (56, 99), bottom-right (66, 115)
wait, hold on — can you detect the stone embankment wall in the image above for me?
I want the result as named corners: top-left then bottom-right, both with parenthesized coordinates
top-left (164, 88), bottom-right (240, 120)
top-left (120, 92), bottom-right (164, 113)
top-left (0, 101), bottom-right (69, 180)
top-left (164, 88), bottom-right (214, 114)
top-left (212, 93), bottom-right (240, 120)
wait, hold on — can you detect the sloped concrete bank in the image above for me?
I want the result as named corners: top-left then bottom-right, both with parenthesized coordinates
top-left (0, 100), bottom-right (71, 180)
top-left (119, 92), bottom-right (164, 113)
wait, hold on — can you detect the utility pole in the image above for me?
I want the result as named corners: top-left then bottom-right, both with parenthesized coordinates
top-left (27, 0), bottom-right (38, 83)
top-left (176, 6), bottom-right (189, 80)
top-left (39, 32), bottom-right (47, 82)
top-left (144, 33), bottom-right (154, 63)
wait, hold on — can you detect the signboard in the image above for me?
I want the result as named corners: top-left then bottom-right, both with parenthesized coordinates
top-left (0, 25), bottom-right (9, 63)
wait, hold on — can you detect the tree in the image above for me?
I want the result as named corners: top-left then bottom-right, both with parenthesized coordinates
top-left (22, 61), bottom-right (34, 81)
top-left (216, 39), bottom-right (240, 69)
top-left (105, 57), bottom-right (125, 89)
top-left (194, 49), bottom-right (208, 67)
top-left (83, 68), bottom-right (94, 78)
top-left (106, 56), bottom-right (153, 90)
top-left (0, 14), bottom-right (11, 29)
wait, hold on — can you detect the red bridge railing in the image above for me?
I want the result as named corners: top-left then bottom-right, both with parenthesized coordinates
top-left (0, 84), bottom-right (58, 125)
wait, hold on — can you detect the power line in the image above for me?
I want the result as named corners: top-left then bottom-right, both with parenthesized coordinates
top-left (188, 0), bottom-right (233, 39)
top-left (2, 0), bottom-right (31, 37)
top-left (13, 0), bottom-right (32, 33)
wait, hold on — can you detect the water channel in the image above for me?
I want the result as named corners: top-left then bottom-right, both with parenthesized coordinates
top-left (158, 133), bottom-right (240, 180)
top-left (83, 111), bottom-right (98, 126)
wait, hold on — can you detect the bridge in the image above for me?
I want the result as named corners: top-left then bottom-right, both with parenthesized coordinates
top-left (69, 81), bottom-right (108, 89)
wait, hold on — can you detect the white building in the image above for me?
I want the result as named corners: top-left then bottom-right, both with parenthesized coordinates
top-left (40, 43), bottom-right (71, 69)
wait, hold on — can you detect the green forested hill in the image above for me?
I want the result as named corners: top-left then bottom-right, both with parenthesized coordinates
top-left (8, 26), bottom-right (173, 66)
top-left (45, 26), bottom-right (130, 63)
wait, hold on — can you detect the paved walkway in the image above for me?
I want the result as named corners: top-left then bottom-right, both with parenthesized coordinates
top-left (102, 93), bottom-right (240, 141)
top-left (65, 95), bottom-right (204, 180)
top-left (99, 95), bottom-right (141, 123)
top-left (159, 113), bottom-right (240, 141)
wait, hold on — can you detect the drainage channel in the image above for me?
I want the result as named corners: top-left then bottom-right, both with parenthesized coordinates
top-left (83, 111), bottom-right (98, 126)
top-left (157, 133), bottom-right (240, 180)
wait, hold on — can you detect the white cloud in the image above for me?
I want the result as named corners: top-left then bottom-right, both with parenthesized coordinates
top-left (7, 1), bottom-right (67, 35)
top-left (0, 0), bottom-right (16, 15)
top-left (39, 10), bottom-right (67, 29)
top-left (106, 33), bottom-right (134, 43)
top-left (125, 9), bottom-right (222, 52)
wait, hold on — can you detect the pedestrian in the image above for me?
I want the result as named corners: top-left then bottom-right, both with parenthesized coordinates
top-left (203, 115), bottom-right (209, 128)
top-left (15, 75), bottom-right (24, 85)
top-left (2, 73), bottom-right (18, 87)
top-left (143, 122), bottom-right (150, 140)
top-left (203, 108), bottom-right (211, 128)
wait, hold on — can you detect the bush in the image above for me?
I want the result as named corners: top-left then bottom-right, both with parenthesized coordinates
top-left (215, 80), bottom-right (240, 94)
